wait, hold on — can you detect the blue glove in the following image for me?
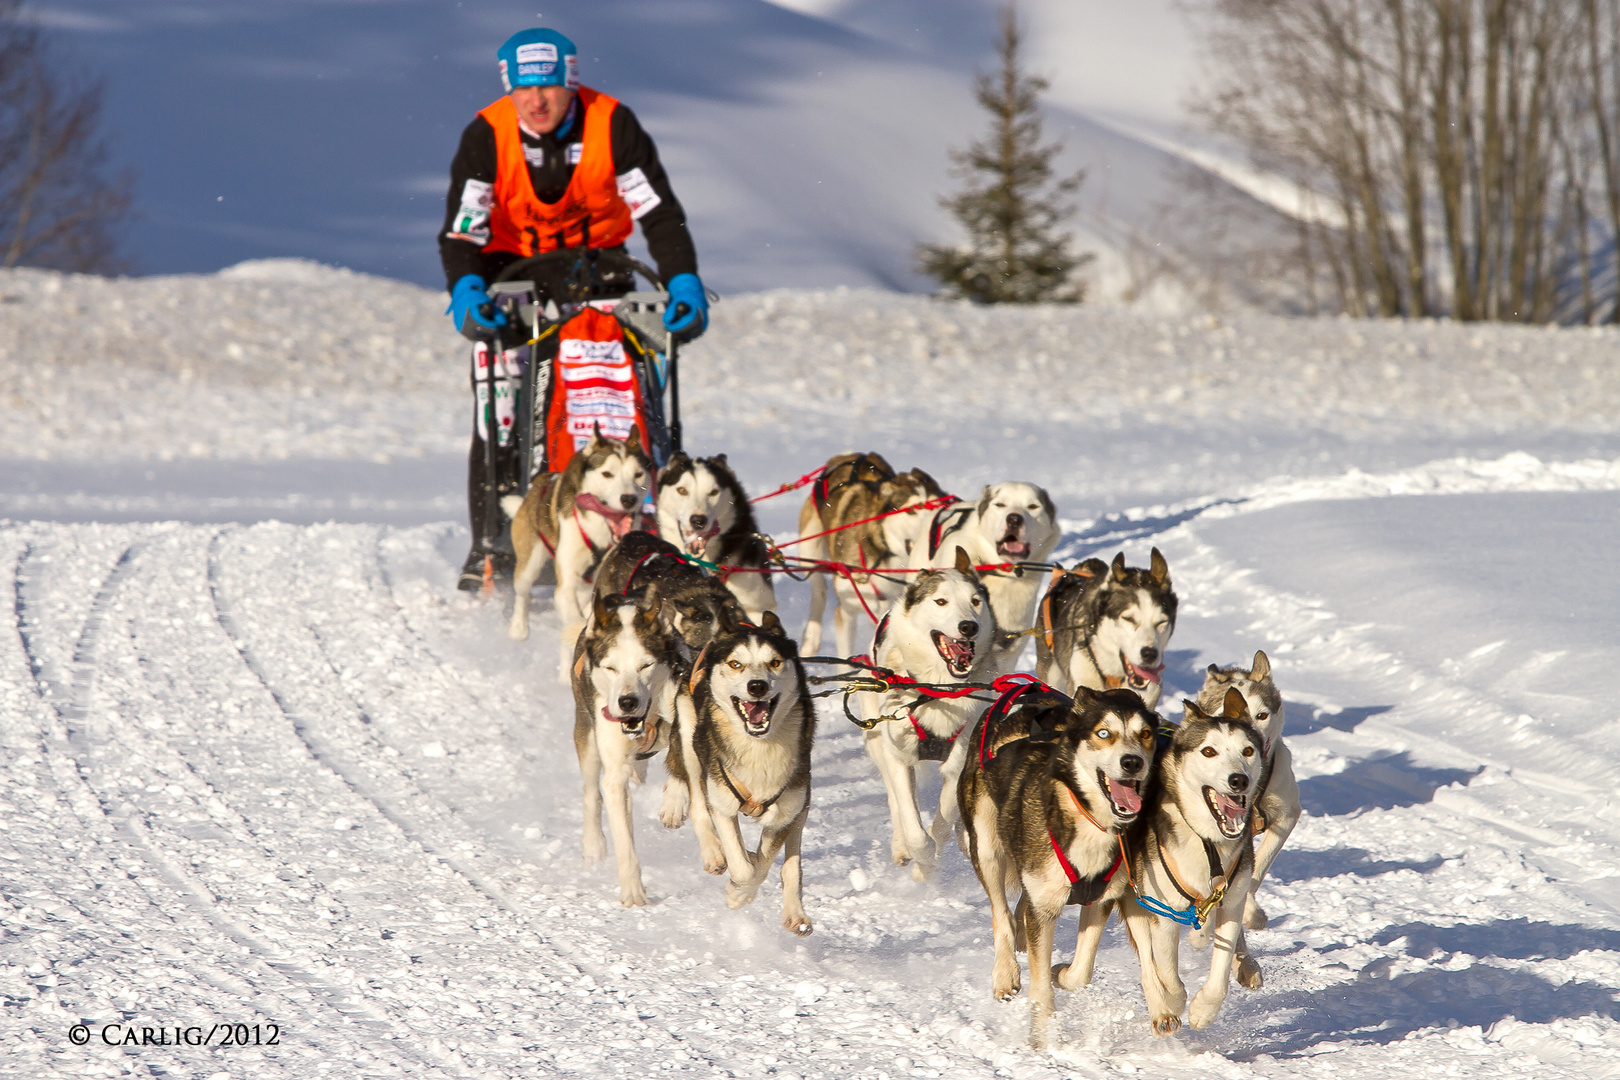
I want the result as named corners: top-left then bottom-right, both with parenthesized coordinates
top-left (447, 274), bottom-right (506, 338)
top-left (663, 273), bottom-right (708, 338)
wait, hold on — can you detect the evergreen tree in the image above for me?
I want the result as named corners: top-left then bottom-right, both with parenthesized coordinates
top-left (917, 2), bottom-right (1091, 304)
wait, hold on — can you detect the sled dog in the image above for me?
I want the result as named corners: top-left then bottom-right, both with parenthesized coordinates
top-left (668, 611), bottom-right (816, 936)
top-left (655, 452), bottom-right (777, 622)
top-left (1190, 650), bottom-right (1298, 989)
top-left (592, 530), bottom-right (745, 660)
top-left (569, 590), bottom-right (682, 906)
top-left (799, 451), bottom-right (946, 657)
top-left (906, 482), bottom-right (1059, 671)
top-left (1034, 549), bottom-right (1177, 709)
top-left (957, 685), bottom-right (1159, 1046)
top-left (854, 547), bottom-right (997, 880)
top-left (1117, 689), bottom-right (1264, 1035)
top-left (504, 424), bottom-right (653, 668)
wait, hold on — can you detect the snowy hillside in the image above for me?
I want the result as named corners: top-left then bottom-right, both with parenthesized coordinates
top-left (1, 266), bottom-right (1618, 1077)
top-left (37, 0), bottom-right (1240, 304)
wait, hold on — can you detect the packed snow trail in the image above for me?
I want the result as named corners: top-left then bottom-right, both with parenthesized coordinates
top-left (4, 459), bottom-right (1617, 1078)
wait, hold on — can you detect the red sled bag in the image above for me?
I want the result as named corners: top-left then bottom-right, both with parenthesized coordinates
top-left (544, 306), bottom-right (653, 472)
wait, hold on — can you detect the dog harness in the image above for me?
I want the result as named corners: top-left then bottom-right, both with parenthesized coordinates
top-left (925, 502), bottom-right (974, 561)
top-left (713, 758), bottom-right (787, 819)
top-left (1129, 823), bottom-right (1252, 930)
top-left (1050, 784), bottom-right (1124, 907)
top-left (1037, 563), bottom-right (1101, 650)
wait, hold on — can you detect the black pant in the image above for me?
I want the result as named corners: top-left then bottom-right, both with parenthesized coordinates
top-left (467, 427), bottom-right (522, 553)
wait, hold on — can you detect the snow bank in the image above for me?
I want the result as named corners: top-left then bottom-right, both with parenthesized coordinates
top-left (3, 266), bottom-right (1618, 462)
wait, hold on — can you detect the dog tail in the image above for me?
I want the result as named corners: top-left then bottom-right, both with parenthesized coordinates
top-left (499, 495), bottom-right (524, 520)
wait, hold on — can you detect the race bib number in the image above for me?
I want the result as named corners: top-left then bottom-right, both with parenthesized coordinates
top-left (616, 167), bottom-right (661, 220)
top-left (450, 178), bottom-right (492, 244)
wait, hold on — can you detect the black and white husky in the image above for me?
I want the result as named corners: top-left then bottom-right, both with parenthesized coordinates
top-left (957, 685), bottom-right (1159, 1046)
top-left (1189, 650), bottom-right (1298, 990)
top-left (569, 590), bottom-right (683, 907)
top-left (854, 547), bottom-right (998, 880)
top-left (667, 612), bottom-right (816, 936)
top-left (1117, 689), bottom-right (1265, 1035)
top-left (655, 452), bottom-right (777, 623)
top-left (905, 482), bottom-right (1058, 671)
top-left (504, 425), bottom-right (653, 672)
top-left (1034, 549), bottom-right (1177, 709)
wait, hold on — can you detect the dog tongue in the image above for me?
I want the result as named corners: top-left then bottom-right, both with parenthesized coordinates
top-left (1215, 791), bottom-right (1246, 830)
top-left (1126, 659), bottom-right (1165, 685)
top-left (1000, 539), bottom-right (1029, 556)
top-left (1106, 777), bottom-right (1142, 813)
top-left (740, 699), bottom-right (770, 725)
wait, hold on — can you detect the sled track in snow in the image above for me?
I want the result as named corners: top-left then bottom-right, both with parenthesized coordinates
top-left (11, 534), bottom-right (473, 1079)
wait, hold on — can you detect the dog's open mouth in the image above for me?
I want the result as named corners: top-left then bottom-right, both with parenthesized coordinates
top-left (1203, 785), bottom-right (1249, 838)
top-left (1122, 652), bottom-right (1165, 691)
top-left (931, 630), bottom-right (976, 676)
top-left (1100, 770), bottom-right (1143, 819)
top-left (996, 532), bottom-right (1029, 558)
top-left (732, 695), bottom-right (779, 737)
top-left (602, 707), bottom-right (649, 736)
top-left (684, 522), bottom-right (721, 555)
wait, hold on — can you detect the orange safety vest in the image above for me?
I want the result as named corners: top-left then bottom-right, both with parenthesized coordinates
top-left (477, 87), bottom-right (635, 256)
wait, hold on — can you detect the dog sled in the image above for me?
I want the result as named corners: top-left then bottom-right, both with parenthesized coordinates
top-left (471, 247), bottom-right (687, 586)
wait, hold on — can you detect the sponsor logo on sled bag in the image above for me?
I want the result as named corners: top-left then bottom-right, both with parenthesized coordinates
top-left (546, 307), bottom-right (651, 470)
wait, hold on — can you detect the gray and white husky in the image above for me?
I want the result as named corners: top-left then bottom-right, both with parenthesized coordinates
top-left (666, 611), bottom-right (816, 936)
top-left (1034, 549), bottom-right (1176, 710)
top-left (655, 452), bottom-right (777, 623)
top-left (905, 482), bottom-right (1058, 671)
top-left (504, 425), bottom-right (653, 672)
top-left (798, 451), bottom-right (946, 658)
top-left (957, 685), bottom-right (1159, 1047)
top-left (854, 547), bottom-right (998, 880)
top-left (1117, 689), bottom-right (1265, 1035)
top-left (569, 590), bottom-right (683, 907)
top-left (1189, 650), bottom-right (1298, 990)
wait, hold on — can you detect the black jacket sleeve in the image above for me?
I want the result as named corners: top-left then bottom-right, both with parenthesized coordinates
top-left (608, 103), bottom-right (698, 283)
top-left (438, 117), bottom-right (499, 292)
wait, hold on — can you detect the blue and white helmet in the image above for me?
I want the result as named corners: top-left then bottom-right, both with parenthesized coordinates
top-left (497, 28), bottom-right (578, 92)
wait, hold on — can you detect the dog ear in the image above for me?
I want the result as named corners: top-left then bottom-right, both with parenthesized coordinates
top-left (592, 590), bottom-right (613, 629)
top-left (1206, 662), bottom-right (1222, 678)
top-left (910, 467), bottom-right (945, 497)
top-left (759, 609), bottom-right (785, 638)
top-left (626, 422), bottom-right (642, 448)
top-left (637, 597), bottom-right (662, 628)
top-left (1222, 687), bottom-right (1250, 720)
top-left (1111, 552), bottom-right (1128, 583)
top-left (954, 545), bottom-right (974, 576)
top-left (657, 453), bottom-right (690, 489)
top-left (590, 421), bottom-right (604, 443)
top-left (1150, 547), bottom-right (1170, 586)
top-left (1037, 486), bottom-right (1056, 522)
top-left (711, 453), bottom-right (727, 468)
top-left (977, 485), bottom-right (994, 515)
top-left (1250, 649), bottom-right (1270, 681)
top-left (1182, 697), bottom-right (1210, 722)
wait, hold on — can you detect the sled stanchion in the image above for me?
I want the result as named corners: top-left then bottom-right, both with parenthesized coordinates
top-left (480, 336), bottom-right (502, 597)
top-left (667, 328), bottom-right (683, 455)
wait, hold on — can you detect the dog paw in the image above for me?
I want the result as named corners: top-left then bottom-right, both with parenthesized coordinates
top-left (992, 965), bottom-right (1021, 1002)
top-left (725, 882), bottom-right (758, 910)
top-left (1243, 900), bottom-right (1270, 931)
top-left (1052, 962), bottom-right (1088, 991)
top-left (703, 856), bottom-right (727, 875)
top-left (1188, 990), bottom-right (1225, 1030)
top-left (582, 837), bottom-right (606, 865)
top-left (783, 912), bottom-right (813, 937)
top-left (1151, 1014), bottom-right (1181, 1036)
top-left (658, 809), bottom-right (688, 830)
top-left (1236, 952), bottom-right (1264, 990)
top-left (506, 621), bottom-right (529, 642)
top-left (620, 884), bottom-right (648, 908)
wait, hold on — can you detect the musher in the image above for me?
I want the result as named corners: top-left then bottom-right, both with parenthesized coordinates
top-left (439, 27), bottom-right (708, 592)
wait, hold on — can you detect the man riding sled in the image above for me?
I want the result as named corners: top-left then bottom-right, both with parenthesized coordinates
top-left (439, 26), bottom-right (709, 591)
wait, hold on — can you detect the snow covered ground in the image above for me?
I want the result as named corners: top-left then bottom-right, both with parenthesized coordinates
top-left (2, 265), bottom-right (1618, 1078)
